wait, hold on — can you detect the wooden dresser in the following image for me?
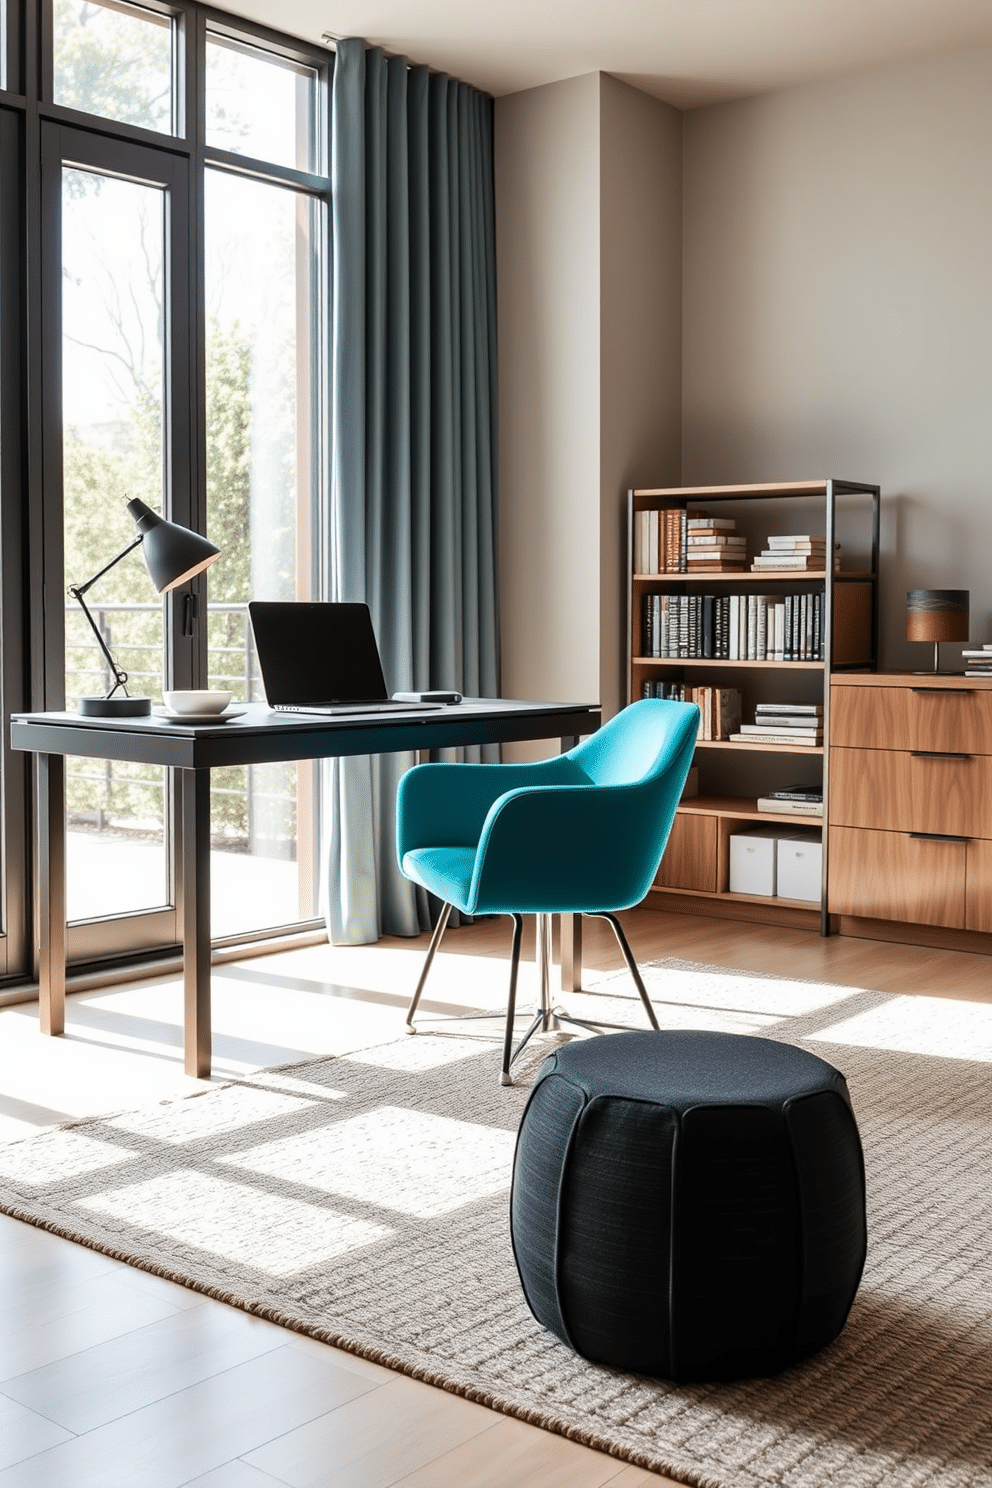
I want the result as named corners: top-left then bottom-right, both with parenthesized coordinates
top-left (828, 673), bottom-right (992, 944)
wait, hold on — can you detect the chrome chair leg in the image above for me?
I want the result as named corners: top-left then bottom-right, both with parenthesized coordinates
top-left (500, 914), bottom-right (524, 1085)
top-left (405, 901), bottom-right (453, 1031)
top-left (589, 911), bottom-right (659, 1030)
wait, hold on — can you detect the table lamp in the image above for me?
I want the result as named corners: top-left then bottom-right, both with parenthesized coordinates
top-left (69, 498), bottom-right (221, 717)
top-left (906, 589), bottom-right (969, 675)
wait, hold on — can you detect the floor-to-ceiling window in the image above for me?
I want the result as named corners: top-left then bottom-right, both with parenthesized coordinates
top-left (0, 1), bottom-right (330, 987)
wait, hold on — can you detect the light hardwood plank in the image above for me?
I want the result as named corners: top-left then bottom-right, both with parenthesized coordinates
top-left (1, 1301), bottom-right (285, 1433)
top-left (0, 1394), bottom-right (73, 1473)
top-left (388, 1413), bottom-right (639, 1488)
top-left (243, 1374), bottom-right (496, 1488)
top-left (0, 1345), bottom-right (377, 1488)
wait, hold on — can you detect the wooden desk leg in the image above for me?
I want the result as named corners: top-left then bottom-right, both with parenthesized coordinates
top-left (558, 734), bottom-right (582, 992)
top-left (180, 767), bottom-right (212, 1079)
top-left (38, 753), bottom-right (66, 1037)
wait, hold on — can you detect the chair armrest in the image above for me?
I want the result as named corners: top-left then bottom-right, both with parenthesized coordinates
top-left (469, 780), bottom-right (672, 914)
top-left (396, 757), bottom-right (588, 858)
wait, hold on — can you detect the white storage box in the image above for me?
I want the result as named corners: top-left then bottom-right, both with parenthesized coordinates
top-left (729, 827), bottom-right (781, 897)
top-left (776, 831), bottom-right (823, 902)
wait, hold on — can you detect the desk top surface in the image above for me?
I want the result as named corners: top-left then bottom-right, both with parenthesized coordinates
top-left (11, 698), bottom-right (601, 768)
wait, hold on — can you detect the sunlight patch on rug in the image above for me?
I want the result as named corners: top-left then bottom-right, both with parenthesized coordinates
top-left (808, 994), bottom-right (992, 1062)
top-left (220, 1105), bottom-right (516, 1218)
top-left (0, 1129), bottom-right (137, 1184)
top-left (107, 1085), bottom-right (314, 1144)
top-left (77, 1169), bottom-right (392, 1275)
top-left (345, 1033), bottom-right (502, 1071)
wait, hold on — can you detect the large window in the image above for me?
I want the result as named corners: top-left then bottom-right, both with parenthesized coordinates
top-left (0, 2), bottom-right (330, 984)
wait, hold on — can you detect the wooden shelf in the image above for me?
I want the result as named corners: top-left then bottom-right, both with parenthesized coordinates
top-left (633, 657), bottom-right (825, 671)
top-left (632, 480), bottom-right (878, 500)
top-left (692, 739), bottom-right (823, 754)
top-left (632, 570), bottom-right (874, 583)
top-left (661, 884), bottom-right (820, 911)
top-left (678, 795), bottom-right (822, 826)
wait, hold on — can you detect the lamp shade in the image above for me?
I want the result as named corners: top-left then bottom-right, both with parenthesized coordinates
top-left (906, 589), bottom-right (969, 644)
top-left (127, 498), bottom-right (221, 593)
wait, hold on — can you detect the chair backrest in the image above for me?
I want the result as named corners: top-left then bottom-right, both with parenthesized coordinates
top-left (569, 698), bottom-right (698, 787)
top-left (563, 698), bottom-right (700, 906)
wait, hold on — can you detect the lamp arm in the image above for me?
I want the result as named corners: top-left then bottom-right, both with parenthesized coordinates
top-left (67, 535), bottom-right (147, 700)
top-left (67, 586), bottom-right (130, 699)
top-left (71, 533), bottom-right (144, 598)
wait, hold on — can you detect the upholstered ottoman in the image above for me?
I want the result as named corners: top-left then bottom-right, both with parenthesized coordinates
top-left (510, 1030), bottom-right (866, 1381)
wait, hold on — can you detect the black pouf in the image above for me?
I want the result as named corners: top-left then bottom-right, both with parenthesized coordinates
top-left (510, 1030), bottom-right (866, 1382)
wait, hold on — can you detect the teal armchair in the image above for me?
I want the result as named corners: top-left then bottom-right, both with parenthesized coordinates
top-left (396, 698), bottom-right (700, 1083)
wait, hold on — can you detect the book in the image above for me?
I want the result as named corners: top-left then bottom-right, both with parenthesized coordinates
top-left (755, 703), bottom-right (822, 714)
top-left (729, 731), bottom-right (822, 745)
top-left (750, 556), bottom-right (825, 569)
top-left (767, 541), bottom-right (832, 553)
top-left (715, 688), bottom-right (741, 738)
top-left (686, 534), bottom-right (745, 546)
top-left (687, 517), bottom-right (735, 530)
top-left (767, 785), bottom-right (823, 801)
top-left (743, 716), bottom-right (823, 732)
top-left (757, 797), bottom-right (823, 816)
top-left (738, 723), bottom-right (823, 740)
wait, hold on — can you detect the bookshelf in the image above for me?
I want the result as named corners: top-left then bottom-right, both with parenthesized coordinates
top-left (627, 479), bottom-right (880, 933)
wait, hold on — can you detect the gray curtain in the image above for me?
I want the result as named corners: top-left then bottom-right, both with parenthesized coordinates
top-left (323, 39), bottom-right (500, 944)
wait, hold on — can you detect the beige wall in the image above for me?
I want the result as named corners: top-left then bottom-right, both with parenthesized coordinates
top-left (600, 75), bottom-right (683, 716)
top-left (495, 73), bottom-right (601, 735)
top-left (495, 73), bottom-right (681, 741)
top-left (682, 45), bottom-right (992, 667)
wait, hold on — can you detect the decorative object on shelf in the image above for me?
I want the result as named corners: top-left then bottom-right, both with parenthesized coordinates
top-left (906, 588), bottom-right (969, 674)
top-left (68, 498), bottom-right (222, 718)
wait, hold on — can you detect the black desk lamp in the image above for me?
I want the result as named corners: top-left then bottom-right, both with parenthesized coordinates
top-left (69, 498), bottom-right (221, 717)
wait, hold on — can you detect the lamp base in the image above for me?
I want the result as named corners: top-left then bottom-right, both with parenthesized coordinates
top-left (77, 696), bottom-right (152, 717)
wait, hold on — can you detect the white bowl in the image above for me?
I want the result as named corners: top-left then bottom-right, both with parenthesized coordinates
top-left (163, 690), bottom-right (233, 716)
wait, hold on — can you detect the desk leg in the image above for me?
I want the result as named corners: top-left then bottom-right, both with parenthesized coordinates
top-left (38, 753), bottom-right (66, 1037)
top-left (558, 734), bottom-right (582, 992)
top-left (180, 767), bottom-right (212, 1079)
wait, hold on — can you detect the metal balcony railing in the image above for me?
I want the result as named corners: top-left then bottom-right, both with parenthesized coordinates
top-left (64, 601), bottom-right (295, 850)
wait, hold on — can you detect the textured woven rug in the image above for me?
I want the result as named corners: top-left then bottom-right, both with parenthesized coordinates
top-left (2, 958), bottom-right (992, 1488)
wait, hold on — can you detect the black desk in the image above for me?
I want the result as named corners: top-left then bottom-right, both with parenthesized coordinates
top-left (11, 698), bottom-right (600, 1076)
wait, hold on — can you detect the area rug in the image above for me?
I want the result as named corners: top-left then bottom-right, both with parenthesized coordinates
top-left (2, 959), bottom-right (992, 1488)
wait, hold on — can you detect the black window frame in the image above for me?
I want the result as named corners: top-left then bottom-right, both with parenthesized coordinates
top-left (0, 0), bottom-right (333, 991)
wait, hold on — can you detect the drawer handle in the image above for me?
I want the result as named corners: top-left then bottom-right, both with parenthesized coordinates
top-left (910, 751), bottom-right (971, 761)
top-left (910, 832), bottom-right (970, 843)
top-left (910, 687), bottom-right (974, 695)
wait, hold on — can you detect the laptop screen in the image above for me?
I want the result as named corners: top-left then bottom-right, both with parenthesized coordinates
top-left (248, 602), bottom-right (390, 706)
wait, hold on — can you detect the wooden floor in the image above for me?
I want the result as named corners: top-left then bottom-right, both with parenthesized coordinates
top-left (0, 906), bottom-right (988, 1487)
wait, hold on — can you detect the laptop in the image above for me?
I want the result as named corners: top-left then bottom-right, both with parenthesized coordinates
top-left (248, 601), bottom-right (442, 716)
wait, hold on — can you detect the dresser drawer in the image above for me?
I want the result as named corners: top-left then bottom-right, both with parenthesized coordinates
top-left (831, 684), bottom-right (992, 754)
top-left (828, 825), bottom-right (967, 928)
top-left (829, 747), bottom-right (992, 837)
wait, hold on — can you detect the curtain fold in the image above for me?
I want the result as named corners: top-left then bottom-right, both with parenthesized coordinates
top-left (323, 40), bottom-right (499, 944)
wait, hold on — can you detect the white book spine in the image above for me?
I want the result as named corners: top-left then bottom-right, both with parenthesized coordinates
top-left (729, 594), bottom-right (739, 661)
top-left (648, 511), bottom-right (659, 575)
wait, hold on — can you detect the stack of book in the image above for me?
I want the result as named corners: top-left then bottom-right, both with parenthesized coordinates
top-left (962, 644), bottom-right (992, 678)
top-left (729, 703), bottom-right (824, 747)
top-left (750, 535), bottom-right (839, 573)
top-left (756, 785), bottom-right (824, 817)
top-left (686, 515), bottom-right (747, 572)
